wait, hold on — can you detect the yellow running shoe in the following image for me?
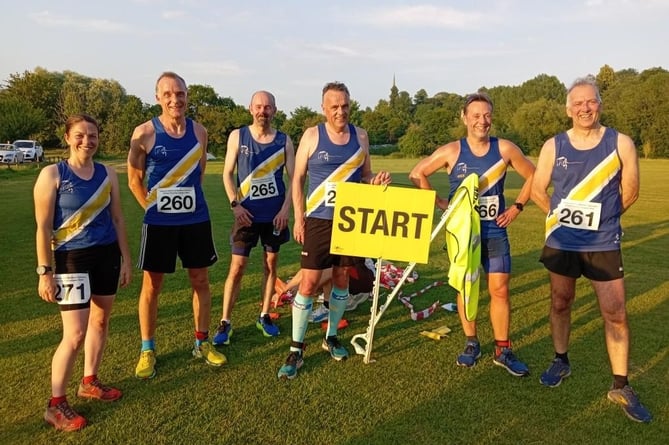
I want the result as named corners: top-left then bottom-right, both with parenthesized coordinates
top-left (193, 341), bottom-right (227, 367)
top-left (135, 350), bottom-right (156, 379)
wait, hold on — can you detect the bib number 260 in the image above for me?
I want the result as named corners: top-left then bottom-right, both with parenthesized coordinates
top-left (157, 187), bottom-right (195, 213)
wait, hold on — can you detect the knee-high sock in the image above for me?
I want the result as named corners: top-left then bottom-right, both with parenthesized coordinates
top-left (327, 287), bottom-right (348, 337)
top-left (291, 293), bottom-right (312, 352)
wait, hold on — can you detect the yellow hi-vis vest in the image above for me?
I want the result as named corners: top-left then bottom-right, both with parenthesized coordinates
top-left (445, 173), bottom-right (482, 321)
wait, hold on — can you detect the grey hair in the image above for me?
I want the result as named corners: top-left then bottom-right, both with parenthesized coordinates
top-left (155, 71), bottom-right (187, 93)
top-left (322, 81), bottom-right (350, 98)
top-left (566, 75), bottom-right (601, 106)
top-left (250, 90), bottom-right (276, 107)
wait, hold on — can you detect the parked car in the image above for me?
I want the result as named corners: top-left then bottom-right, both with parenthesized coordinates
top-left (13, 139), bottom-right (44, 162)
top-left (0, 143), bottom-right (25, 164)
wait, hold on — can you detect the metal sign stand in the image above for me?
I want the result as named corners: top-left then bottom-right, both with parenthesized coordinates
top-left (350, 191), bottom-right (465, 364)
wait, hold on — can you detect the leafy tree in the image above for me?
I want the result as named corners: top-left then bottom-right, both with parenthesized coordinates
top-left (597, 64), bottom-right (616, 94)
top-left (280, 106), bottom-right (321, 145)
top-left (0, 94), bottom-right (47, 142)
top-left (510, 98), bottom-right (567, 155)
top-left (413, 89), bottom-right (428, 106)
top-left (3, 68), bottom-right (64, 146)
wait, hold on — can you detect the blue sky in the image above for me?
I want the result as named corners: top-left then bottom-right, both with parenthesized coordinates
top-left (1, 0), bottom-right (668, 114)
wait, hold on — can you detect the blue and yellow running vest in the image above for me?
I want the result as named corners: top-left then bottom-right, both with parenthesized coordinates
top-left (143, 117), bottom-right (210, 225)
top-left (53, 161), bottom-right (116, 251)
top-left (449, 137), bottom-right (507, 239)
top-left (306, 124), bottom-right (364, 220)
top-left (234, 126), bottom-right (287, 223)
top-left (544, 128), bottom-right (623, 252)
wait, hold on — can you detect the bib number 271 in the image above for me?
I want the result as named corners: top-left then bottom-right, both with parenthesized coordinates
top-left (54, 273), bottom-right (91, 306)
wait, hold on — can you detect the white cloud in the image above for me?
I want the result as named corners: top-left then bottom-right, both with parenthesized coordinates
top-left (356, 5), bottom-right (489, 28)
top-left (183, 61), bottom-right (244, 76)
top-left (30, 10), bottom-right (130, 33)
top-left (162, 10), bottom-right (187, 20)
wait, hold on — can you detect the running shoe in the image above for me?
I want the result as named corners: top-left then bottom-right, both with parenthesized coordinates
top-left (493, 347), bottom-right (530, 377)
top-left (213, 320), bottom-right (233, 346)
top-left (135, 349), bottom-right (156, 379)
top-left (77, 379), bottom-right (123, 401)
top-left (322, 335), bottom-right (349, 361)
top-left (309, 304), bottom-right (329, 323)
top-left (345, 292), bottom-right (370, 311)
top-left (256, 314), bottom-right (280, 337)
top-left (456, 340), bottom-right (481, 367)
top-left (277, 351), bottom-right (304, 380)
top-left (539, 358), bottom-right (571, 387)
top-left (44, 400), bottom-right (87, 432)
top-left (607, 385), bottom-right (652, 423)
top-left (192, 341), bottom-right (227, 367)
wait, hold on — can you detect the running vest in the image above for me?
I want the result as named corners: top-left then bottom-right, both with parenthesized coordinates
top-left (53, 161), bottom-right (117, 251)
top-left (544, 127), bottom-right (623, 251)
top-left (306, 124), bottom-right (364, 220)
top-left (143, 117), bottom-right (210, 225)
top-left (448, 137), bottom-right (507, 239)
top-left (235, 126), bottom-right (287, 223)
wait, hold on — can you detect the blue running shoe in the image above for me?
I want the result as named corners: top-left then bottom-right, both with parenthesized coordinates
top-left (540, 358), bottom-right (571, 387)
top-left (322, 336), bottom-right (349, 361)
top-left (493, 347), bottom-right (530, 376)
top-left (607, 385), bottom-right (652, 423)
top-left (456, 340), bottom-right (481, 367)
top-left (277, 351), bottom-right (303, 380)
top-left (212, 321), bottom-right (233, 346)
top-left (256, 314), bottom-right (280, 337)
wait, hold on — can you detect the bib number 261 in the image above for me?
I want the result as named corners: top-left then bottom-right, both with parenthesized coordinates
top-left (557, 199), bottom-right (601, 231)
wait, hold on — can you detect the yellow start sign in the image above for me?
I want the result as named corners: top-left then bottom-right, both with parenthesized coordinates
top-left (331, 183), bottom-right (436, 263)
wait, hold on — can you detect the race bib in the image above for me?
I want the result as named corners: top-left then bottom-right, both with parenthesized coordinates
top-left (157, 187), bottom-right (196, 213)
top-left (54, 273), bottom-right (91, 306)
top-left (477, 195), bottom-right (499, 221)
top-left (249, 176), bottom-right (279, 200)
top-left (325, 182), bottom-right (338, 207)
top-left (556, 199), bottom-right (602, 231)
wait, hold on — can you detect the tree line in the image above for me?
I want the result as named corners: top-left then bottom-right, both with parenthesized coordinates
top-left (1, 65), bottom-right (668, 158)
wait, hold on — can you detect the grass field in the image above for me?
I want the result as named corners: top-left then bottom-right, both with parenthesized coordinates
top-left (0, 157), bottom-right (667, 445)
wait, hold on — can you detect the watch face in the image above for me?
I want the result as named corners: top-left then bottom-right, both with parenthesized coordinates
top-left (230, 200), bottom-right (238, 208)
top-left (36, 266), bottom-right (52, 275)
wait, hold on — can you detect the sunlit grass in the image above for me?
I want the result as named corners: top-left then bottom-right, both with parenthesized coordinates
top-left (0, 158), bottom-right (667, 444)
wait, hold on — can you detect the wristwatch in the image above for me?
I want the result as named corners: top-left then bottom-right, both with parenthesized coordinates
top-left (514, 202), bottom-right (524, 212)
top-left (36, 265), bottom-right (53, 275)
top-left (230, 200), bottom-right (238, 208)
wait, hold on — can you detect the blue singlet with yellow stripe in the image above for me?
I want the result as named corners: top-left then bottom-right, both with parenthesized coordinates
top-left (544, 127), bottom-right (623, 252)
top-left (143, 117), bottom-right (210, 225)
top-left (306, 123), bottom-right (364, 220)
top-left (53, 161), bottom-right (116, 251)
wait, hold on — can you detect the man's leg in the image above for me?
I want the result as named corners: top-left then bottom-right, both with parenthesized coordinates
top-left (190, 267), bottom-right (227, 366)
top-left (592, 278), bottom-right (628, 377)
top-left (540, 272), bottom-right (576, 387)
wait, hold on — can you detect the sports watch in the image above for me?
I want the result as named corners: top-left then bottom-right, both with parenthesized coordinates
top-left (230, 200), bottom-right (238, 208)
top-left (36, 265), bottom-right (53, 275)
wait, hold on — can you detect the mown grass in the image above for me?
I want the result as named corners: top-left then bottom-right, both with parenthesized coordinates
top-left (0, 157), bottom-right (667, 445)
